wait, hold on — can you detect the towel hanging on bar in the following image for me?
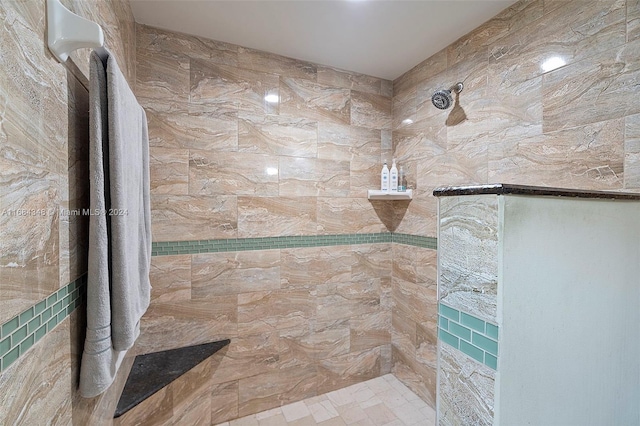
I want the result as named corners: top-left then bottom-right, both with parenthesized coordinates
top-left (79, 49), bottom-right (151, 398)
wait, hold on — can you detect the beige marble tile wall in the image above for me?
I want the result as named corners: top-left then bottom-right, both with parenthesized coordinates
top-left (137, 24), bottom-right (394, 241)
top-left (389, 0), bottom-right (640, 411)
top-left (135, 24), bottom-right (395, 423)
top-left (0, 0), bottom-right (136, 424)
top-left (392, 0), bottom-right (640, 239)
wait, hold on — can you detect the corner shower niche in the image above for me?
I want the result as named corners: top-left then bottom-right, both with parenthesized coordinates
top-left (434, 184), bottom-right (640, 426)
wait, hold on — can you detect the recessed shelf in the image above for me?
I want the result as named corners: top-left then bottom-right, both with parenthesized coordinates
top-left (368, 189), bottom-right (413, 200)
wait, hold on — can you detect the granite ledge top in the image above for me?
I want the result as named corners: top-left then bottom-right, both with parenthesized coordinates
top-left (433, 184), bottom-right (640, 200)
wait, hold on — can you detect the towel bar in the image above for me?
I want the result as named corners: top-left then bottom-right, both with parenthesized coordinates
top-left (47, 0), bottom-right (104, 63)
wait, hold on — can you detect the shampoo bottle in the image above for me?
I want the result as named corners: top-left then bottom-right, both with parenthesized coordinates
top-left (398, 166), bottom-right (407, 192)
top-left (390, 158), bottom-right (398, 191)
top-left (381, 161), bottom-right (389, 191)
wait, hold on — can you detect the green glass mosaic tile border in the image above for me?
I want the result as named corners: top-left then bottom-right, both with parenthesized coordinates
top-left (391, 233), bottom-right (438, 249)
top-left (0, 232), bottom-right (437, 373)
top-left (438, 302), bottom-right (499, 370)
top-left (152, 232), bottom-right (437, 256)
top-left (0, 275), bottom-right (87, 372)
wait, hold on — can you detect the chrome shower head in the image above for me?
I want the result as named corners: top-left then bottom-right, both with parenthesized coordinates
top-left (431, 90), bottom-right (453, 110)
top-left (431, 82), bottom-right (464, 110)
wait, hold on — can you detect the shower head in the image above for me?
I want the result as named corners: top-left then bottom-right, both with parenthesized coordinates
top-left (432, 90), bottom-right (453, 110)
top-left (431, 82), bottom-right (464, 110)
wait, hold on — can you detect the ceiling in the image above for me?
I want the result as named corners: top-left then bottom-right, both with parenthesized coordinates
top-left (130, 0), bottom-right (518, 80)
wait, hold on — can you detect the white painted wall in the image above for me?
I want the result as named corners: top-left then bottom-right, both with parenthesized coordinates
top-left (495, 196), bottom-right (640, 425)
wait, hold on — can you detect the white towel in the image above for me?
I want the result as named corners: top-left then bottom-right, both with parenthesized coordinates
top-left (79, 50), bottom-right (151, 398)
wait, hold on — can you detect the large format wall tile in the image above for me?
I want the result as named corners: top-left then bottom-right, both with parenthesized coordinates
top-left (238, 114), bottom-right (317, 158)
top-left (351, 91), bottom-right (393, 130)
top-left (317, 197), bottom-right (389, 234)
top-left (489, 0), bottom-right (626, 85)
top-left (542, 37), bottom-right (640, 132)
top-left (189, 150), bottom-right (279, 196)
top-left (318, 66), bottom-right (388, 95)
top-left (136, 50), bottom-right (190, 113)
top-left (190, 59), bottom-right (279, 116)
top-left (318, 123), bottom-right (382, 163)
top-left (191, 250), bottom-right (281, 298)
top-left (489, 119), bottom-right (625, 189)
top-left (151, 195), bottom-right (237, 241)
top-left (237, 196), bottom-right (317, 237)
top-left (279, 157), bottom-right (350, 197)
top-left (147, 110), bottom-right (238, 151)
top-left (238, 46), bottom-right (317, 80)
top-left (149, 147), bottom-right (189, 195)
top-left (280, 77), bottom-right (351, 125)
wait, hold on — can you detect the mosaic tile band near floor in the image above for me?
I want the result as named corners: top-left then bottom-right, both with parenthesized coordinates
top-left (438, 303), bottom-right (499, 370)
top-left (0, 232), bottom-right (436, 373)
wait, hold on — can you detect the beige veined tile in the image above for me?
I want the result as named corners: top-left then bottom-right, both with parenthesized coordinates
top-left (317, 197), bottom-right (388, 235)
top-left (488, 0), bottom-right (625, 85)
top-left (317, 65), bottom-right (384, 96)
top-left (151, 194), bottom-right (237, 242)
top-left (237, 289), bottom-right (315, 335)
top-left (136, 50), bottom-right (190, 113)
top-left (279, 157), bottom-right (350, 197)
top-left (211, 381), bottom-right (240, 425)
top-left (318, 123), bottom-right (381, 163)
top-left (280, 77), bottom-right (351, 125)
top-left (238, 46), bottom-right (317, 80)
top-left (137, 23), bottom-right (238, 64)
top-left (238, 114), bottom-right (317, 158)
top-left (147, 110), bottom-right (238, 151)
top-left (280, 246), bottom-right (354, 290)
top-left (149, 255), bottom-right (191, 303)
top-left (238, 365), bottom-right (317, 417)
top-left (237, 196), bottom-right (317, 238)
top-left (191, 250), bottom-right (281, 298)
top-left (149, 147), bottom-right (189, 195)
top-left (189, 150), bottom-right (279, 196)
top-left (191, 59), bottom-right (280, 116)
top-left (136, 297), bottom-right (237, 355)
top-left (350, 91), bottom-right (392, 130)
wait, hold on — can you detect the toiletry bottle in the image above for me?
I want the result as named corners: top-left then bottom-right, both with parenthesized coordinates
top-left (381, 161), bottom-right (389, 192)
top-left (398, 166), bottom-right (407, 192)
top-left (390, 159), bottom-right (398, 192)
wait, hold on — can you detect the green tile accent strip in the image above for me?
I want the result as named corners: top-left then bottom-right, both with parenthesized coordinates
top-left (460, 340), bottom-right (484, 363)
top-left (484, 353), bottom-right (498, 370)
top-left (151, 232), bottom-right (437, 256)
top-left (1, 231), bottom-right (437, 372)
top-left (438, 303), bottom-right (499, 371)
top-left (439, 304), bottom-right (460, 322)
top-left (486, 323), bottom-right (499, 340)
top-left (448, 322), bottom-right (471, 341)
top-left (0, 274), bottom-right (87, 373)
top-left (438, 329), bottom-right (459, 349)
top-left (461, 312), bottom-right (485, 333)
top-left (391, 233), bottom-right (438, 249)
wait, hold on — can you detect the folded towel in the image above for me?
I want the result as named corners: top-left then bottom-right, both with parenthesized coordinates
top-left (79, 50), bottom-right (151, 398)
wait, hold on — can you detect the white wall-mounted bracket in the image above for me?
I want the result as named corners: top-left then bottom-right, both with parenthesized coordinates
top-left (47, 0), bottom-right (104, 63)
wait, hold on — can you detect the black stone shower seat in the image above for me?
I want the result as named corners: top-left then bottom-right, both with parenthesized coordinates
top-left (114, 339), bottom-right (231, 418)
